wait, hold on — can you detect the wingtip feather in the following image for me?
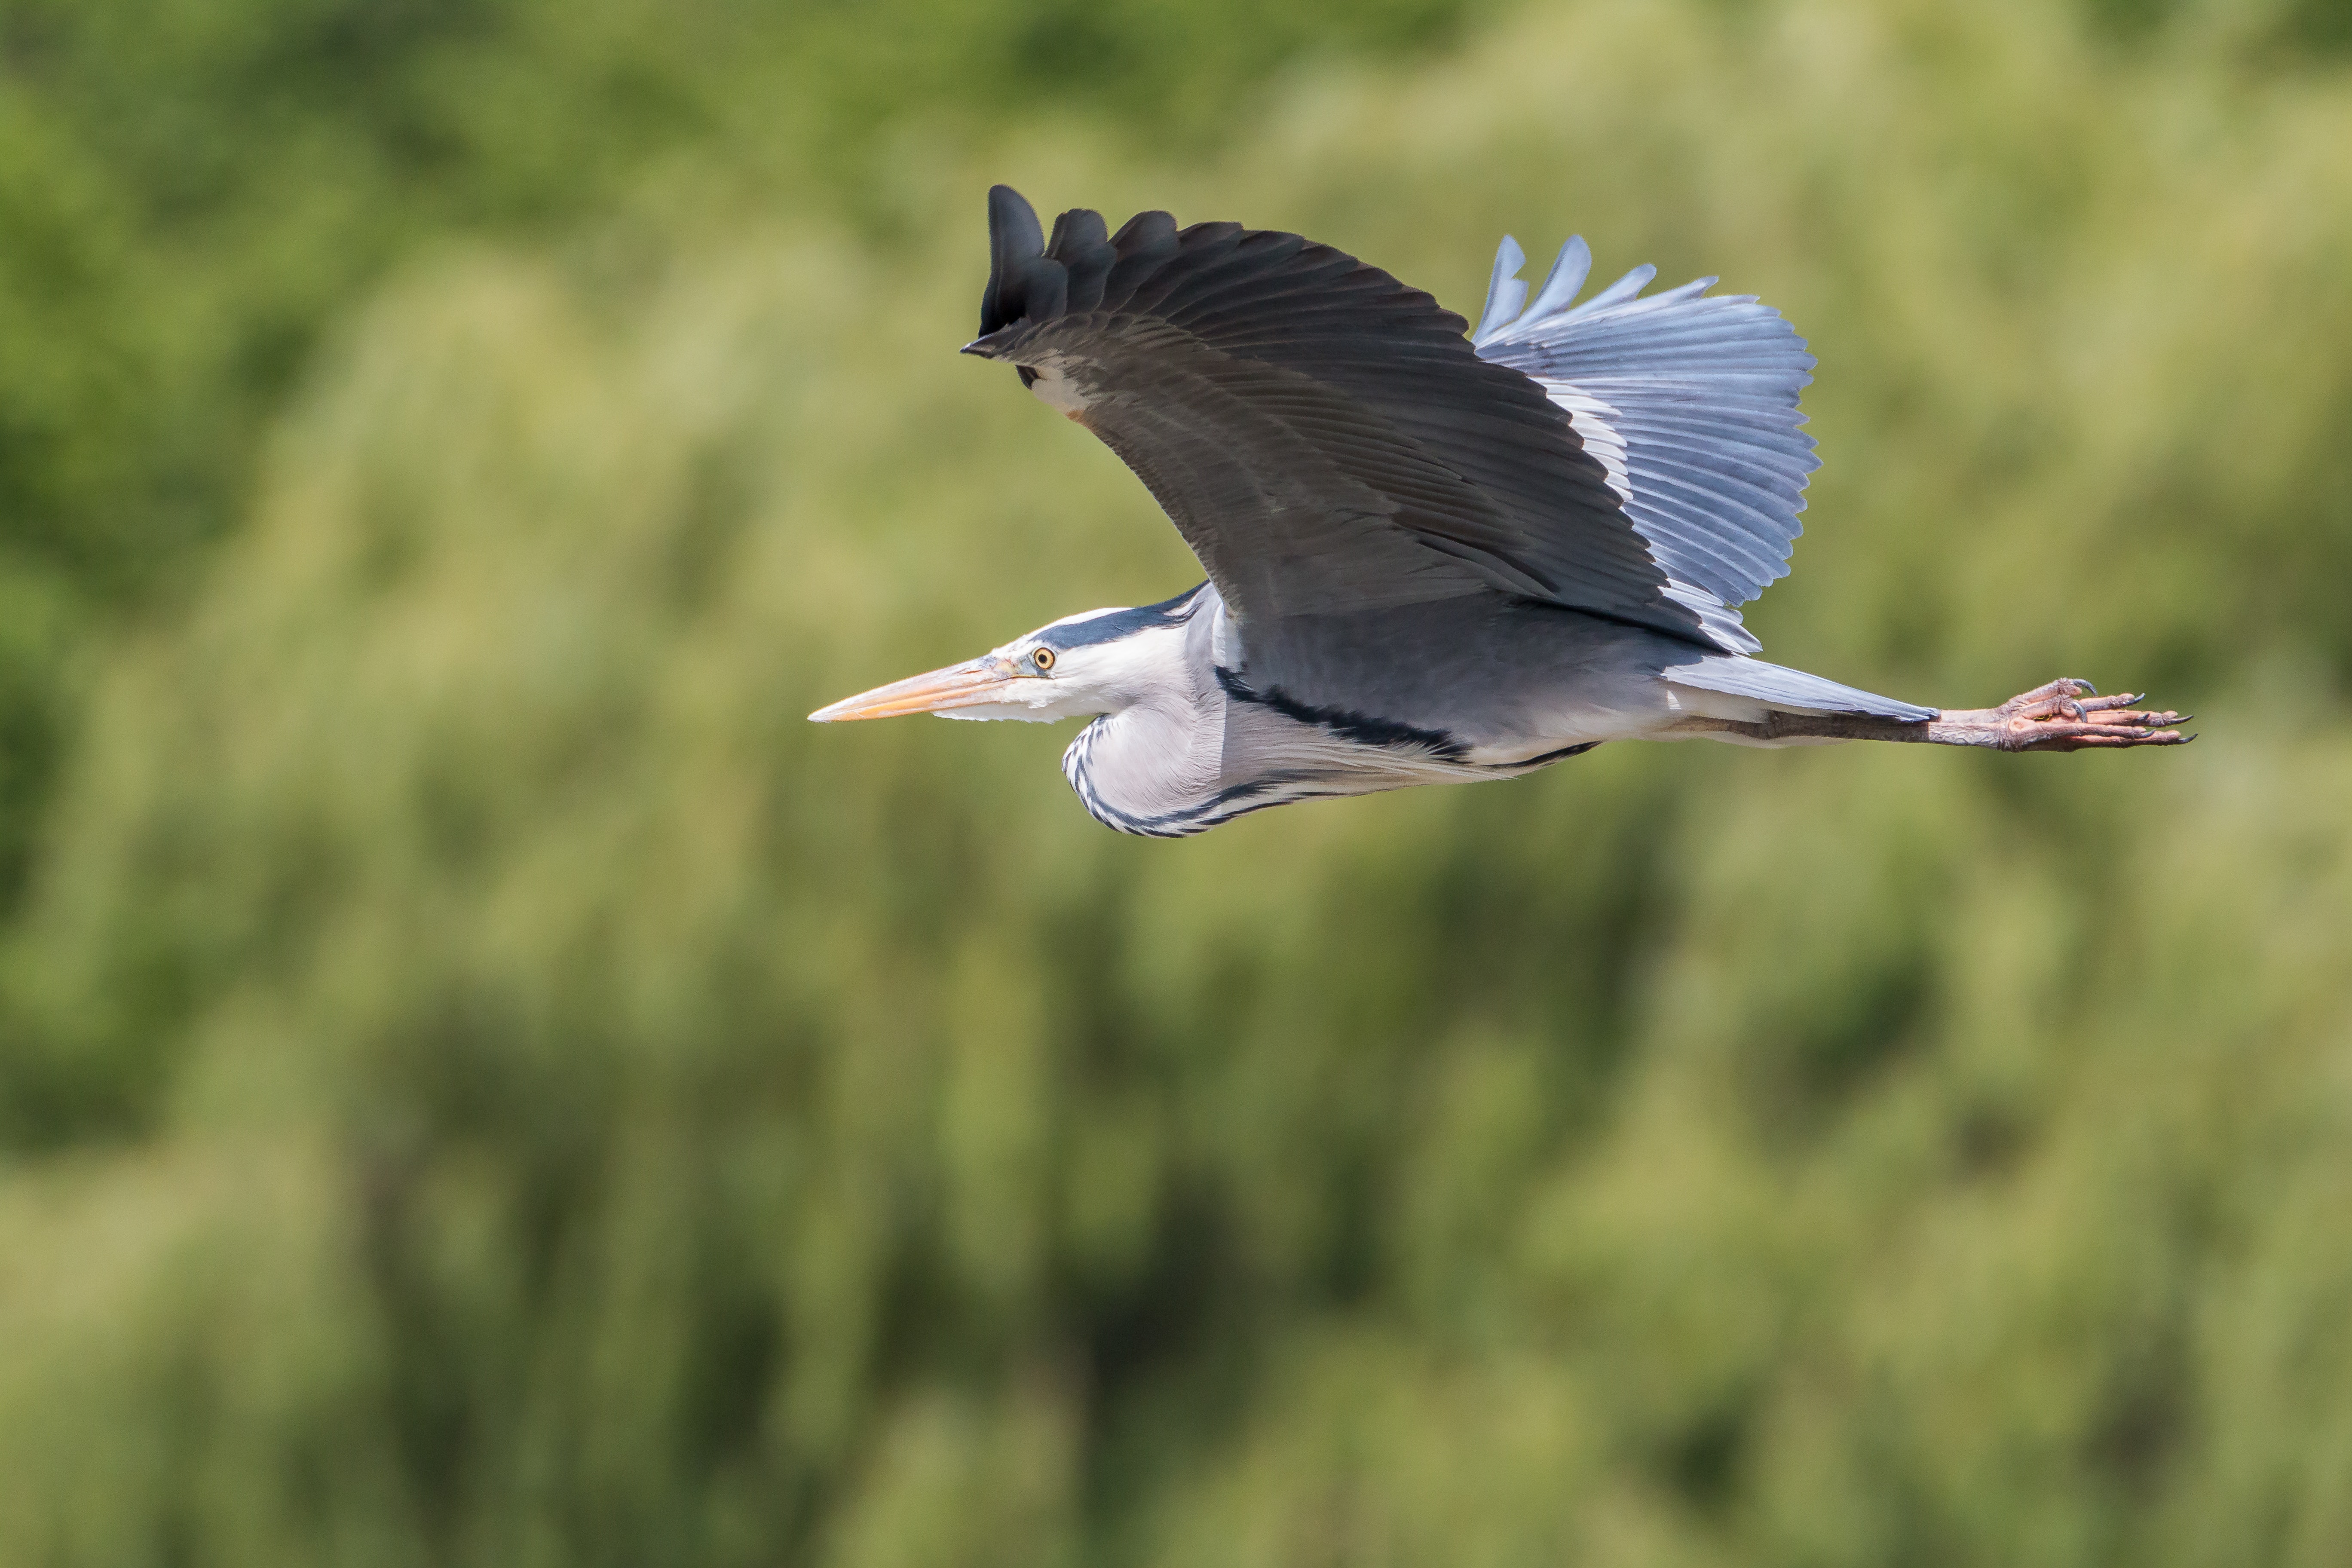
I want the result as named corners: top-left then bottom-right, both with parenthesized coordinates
top-left (1524, 235), bottom-right (1593, 323)
top-left (1472, 235), bottom-right (1530, 345)
top-left (981, 185), bottom-right (1048, 336)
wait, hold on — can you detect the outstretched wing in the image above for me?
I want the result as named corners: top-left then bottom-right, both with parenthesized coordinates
top-left (965, 186), bottom-right (1718, 646)
top-left (1471, 234), bottom-right (1822, 655)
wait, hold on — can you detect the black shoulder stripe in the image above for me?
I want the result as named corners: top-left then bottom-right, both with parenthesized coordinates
top-left (1213, 667), bottom-right (1467, 760)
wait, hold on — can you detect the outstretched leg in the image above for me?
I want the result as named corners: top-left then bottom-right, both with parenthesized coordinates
top-left (1677, 679), bottom-right (2191, 751)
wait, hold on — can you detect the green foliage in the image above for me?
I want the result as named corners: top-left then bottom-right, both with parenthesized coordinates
top-left (3, 0), bottom-right (2352, 1563)
top-left (0, 0), bottom-right (1480, 913)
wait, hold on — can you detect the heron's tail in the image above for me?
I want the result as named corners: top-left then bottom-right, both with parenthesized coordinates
top-left (1664, 654), bottom-right (1936, 722)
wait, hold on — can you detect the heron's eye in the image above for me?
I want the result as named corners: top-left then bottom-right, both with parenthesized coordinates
top-left (1031, 647), bottom-right (1056, 672)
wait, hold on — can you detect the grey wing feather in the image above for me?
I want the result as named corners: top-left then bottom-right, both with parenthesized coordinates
top-left (966, 187), bottom-right (1714, 645)
top-left (1475, 235), bottom-right (1822, 656)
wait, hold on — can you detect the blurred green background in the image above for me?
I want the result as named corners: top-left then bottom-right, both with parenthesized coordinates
top-left (3, 0), bottom-right (2352, 1561)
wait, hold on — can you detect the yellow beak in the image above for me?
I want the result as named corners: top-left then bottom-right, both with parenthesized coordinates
top-left (807, 656), bottom-right (1023, 722)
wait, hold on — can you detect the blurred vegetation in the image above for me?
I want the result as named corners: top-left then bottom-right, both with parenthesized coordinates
top-left (0, 0), bottom-right (1477, 908)
top-left (3, 0), bottom-right (2352, 1563)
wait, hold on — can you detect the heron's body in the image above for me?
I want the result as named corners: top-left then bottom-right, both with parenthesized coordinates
top-left (1045, 584), bottom-right (1921, 835)
top-left (813, 188), bottom-right (2185, 831)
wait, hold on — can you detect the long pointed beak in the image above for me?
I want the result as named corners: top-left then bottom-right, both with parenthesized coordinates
top-left (808, 656), bottom-right (1021, 722)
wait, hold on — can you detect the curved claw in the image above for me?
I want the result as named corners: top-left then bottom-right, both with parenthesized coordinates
top-left (2010, 725), bottom-right (2193, 751)
top-left (1929, 678), bottom-right (2193, 752)
top-left (2005, 694), bottom-right (2190, 752)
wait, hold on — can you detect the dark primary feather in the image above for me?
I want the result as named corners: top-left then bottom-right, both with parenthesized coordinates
top-left (964, 185), bottom-right (1720, 652)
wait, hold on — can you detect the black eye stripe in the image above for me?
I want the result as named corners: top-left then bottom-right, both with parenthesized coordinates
top-left (1033, 583), bottom-right (1205, 652)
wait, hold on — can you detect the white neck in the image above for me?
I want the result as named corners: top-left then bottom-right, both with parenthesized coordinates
top-left (1058, 615), bottom-right (1231, 833)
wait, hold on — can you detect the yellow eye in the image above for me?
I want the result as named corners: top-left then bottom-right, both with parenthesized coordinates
top-left (1031, 646), bottom-right (1056, 671)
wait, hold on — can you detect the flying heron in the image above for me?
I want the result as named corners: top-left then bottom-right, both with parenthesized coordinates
top-left (812, 186), bottom-right (2187, 836)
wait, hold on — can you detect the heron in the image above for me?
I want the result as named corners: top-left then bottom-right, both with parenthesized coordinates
top-left (811, 187), bottom-right (2187, 836)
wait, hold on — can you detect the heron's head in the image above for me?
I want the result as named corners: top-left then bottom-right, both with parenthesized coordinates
top-left (809, 588), bottom-right (1204, 726)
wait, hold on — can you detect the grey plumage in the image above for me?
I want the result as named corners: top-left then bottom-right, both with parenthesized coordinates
top-left (1476, 230), bottom-right (1822, 649)
top-left (808, 187), bottom-right (2188, 833)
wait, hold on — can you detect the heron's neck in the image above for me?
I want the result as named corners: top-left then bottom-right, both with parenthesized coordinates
top-left (1058, 614), bottom-right (1233, 836)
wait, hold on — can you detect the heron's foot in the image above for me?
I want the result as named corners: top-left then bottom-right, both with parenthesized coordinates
top-left (1928, 679), bottom-right (2192, 752)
